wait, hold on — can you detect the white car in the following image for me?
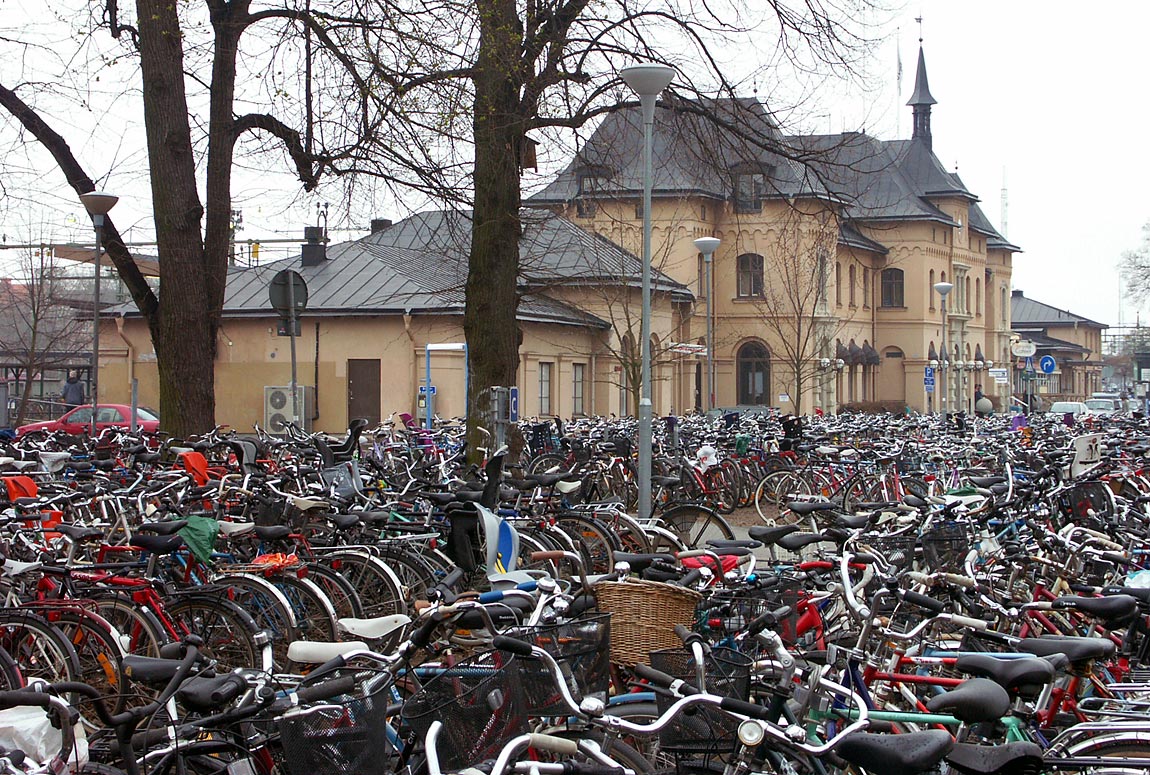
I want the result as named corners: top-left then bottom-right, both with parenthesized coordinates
top-left (1083, 398), bottom-right (1123, 416)
top-left (1048, 401), bottom-right (1088, 417)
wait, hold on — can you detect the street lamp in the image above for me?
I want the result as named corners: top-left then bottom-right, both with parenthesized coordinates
top-left (693, 236), bottom-right (721, 412)
top-left (621, 62), bottom-right (675, 522)
top-left (80, 191), bottom-right (119, 436)
top-left (934, 281), bottom-right (953, 417)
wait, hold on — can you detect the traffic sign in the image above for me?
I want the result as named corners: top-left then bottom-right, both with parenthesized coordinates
top-left (509, 387), bottom-right (519, 423)
top-left (268, 269), bottom-right (308, 315)
top-left (925, 382), bottom-right (934, 393)
top-left (1039, 355), bottom-right (1056, 375)
top-left (924, 366), bottom-right (935, 380)
top-left (1011, 340), bottom-right (1037, 358)
top-left (1024, 356), bottom-right (1035, 374)
top-left (419, 385), bottom-right (437, 395)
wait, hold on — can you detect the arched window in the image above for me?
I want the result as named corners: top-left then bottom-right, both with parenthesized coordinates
top-left (965, 277), bottom-right (972, 313)
top-left (1001, 286), bottom-right (1007, 322)
top-left (737, 342), bottom-right (770, 405)
top-left (975, 278), bottom-right (981, 316)
top-left (863, 267), bottom-right (870, 308)
top-left (737, 254), bottom-right (763, 297)
top-left (849, 264), bottom-right (856, 306)
top-left (929, 269), bottom-right (936, 310)
top-left (881, 268), bottom-right (904, 308)
top-left (835, 262), bottom-right (842, 306)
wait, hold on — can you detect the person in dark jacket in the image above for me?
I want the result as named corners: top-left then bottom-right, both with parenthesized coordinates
top-left (60, 372), bottom-right (84, 408)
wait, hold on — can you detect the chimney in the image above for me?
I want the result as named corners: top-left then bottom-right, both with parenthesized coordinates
top-left (300, 226), bottom-right (327, 267)
top-left (370, 218), bottom-right (393, 234)
top-left (1012, 290), bottom-right (1023, 298)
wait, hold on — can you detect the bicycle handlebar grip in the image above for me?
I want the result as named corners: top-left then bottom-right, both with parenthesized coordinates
top-left (941, 573), bottom-right (977, 589)
top-left (0, 691), bottom-right (51, 711)
top-left (562, 764), bottom-right (627, 775)
top-left (294, 674), bottom-right (357, 704)
top-left (525, 734), bottom-right (579, 756)
top-left (747, 605), bottom-right (792, 635)
top-left (632, 663), bottom-right (697, 694)
top-left (211, 673), bottom-right (249, 705)
top-left (409, 614), bottom-right (443, 651)
top-left (439, 567), bottom-right (466, 591)
top-left (492, 635), bottom-right (535, 657)
top-left (673, 624), bottom-right (703, 646)
top-left (477, 590), bottom-right (505, 604)
top-left (901, 590), bottom-right (947, 613)
top-left (949, 615), bottom-right (990, 631)
top-left (1102, 551), bottom-right (1134, 566)
top-left (530, 551), bottom-right (566, 562)
top-left (675, 550), bottom-right (710, 560)
top-left (676, 568), bottom-right (704, 588)
top-left (719, 696), bottom-right (773, 721)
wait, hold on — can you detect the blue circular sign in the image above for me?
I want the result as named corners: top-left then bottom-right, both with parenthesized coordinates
top-left (1039, 355), bottom-right (1057, 375)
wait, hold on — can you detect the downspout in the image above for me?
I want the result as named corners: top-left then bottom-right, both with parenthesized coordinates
top-left (313, 321), bottom-right (320, 424)
top-left (115, 316), bottom-right (135, 389)
top-left (403, 310), bottom-right (416, 416)
top-left (870, 258), bottom-right (878, 403)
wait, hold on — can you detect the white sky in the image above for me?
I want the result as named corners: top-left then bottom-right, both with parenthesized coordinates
top-left (1, 0), bottom-right (1146, 329)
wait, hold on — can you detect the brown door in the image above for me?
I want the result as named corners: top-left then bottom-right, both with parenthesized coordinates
top-left (347, 359), bottom-right (381, 426)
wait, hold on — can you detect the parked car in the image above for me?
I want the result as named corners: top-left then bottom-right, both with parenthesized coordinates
top-left (1047, 401), bottom-right (1088, 417)
top-left (15, 404), bottom-right (160, 437)
top-left (1084, 398), bottom-right (1124, 416)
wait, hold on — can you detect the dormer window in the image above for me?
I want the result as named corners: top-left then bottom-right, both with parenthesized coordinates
top-left (575, 169), bottom-right (608, 218)
top-left (731, 166), bottom-right (772, 213)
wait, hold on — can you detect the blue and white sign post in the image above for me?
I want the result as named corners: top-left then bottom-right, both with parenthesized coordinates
top-left (509, 386), bottom-right (519, 423)
top-left (924, 366), bottom-right (935, 394)
top-left (1039, 355), bottom-right (1056, 375)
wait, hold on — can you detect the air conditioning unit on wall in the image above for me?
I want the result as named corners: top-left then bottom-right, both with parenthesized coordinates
top-left (264, 385), bottom-right (315, 433)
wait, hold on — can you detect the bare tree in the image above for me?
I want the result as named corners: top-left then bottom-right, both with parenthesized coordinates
top-left (735, 207), bottom-right (845, 414)
top-left (0, 248), bottom-right (89, 425)
top-left (1120, 220), bottom-right (1150, 304)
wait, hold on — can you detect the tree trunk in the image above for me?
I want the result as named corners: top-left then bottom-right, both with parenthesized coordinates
top-left (464, 0), bottom-right (524, 460)
top-left (137, 0), bottom-right (215, 436)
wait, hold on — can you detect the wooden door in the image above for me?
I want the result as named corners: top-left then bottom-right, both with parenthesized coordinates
top-left (347, 359), bottom-right (381, 426)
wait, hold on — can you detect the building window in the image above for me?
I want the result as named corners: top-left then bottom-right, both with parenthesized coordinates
top-left (835, 262), bottom-right (842, 306)
top-left (572, 363), bottom-right (585, 416)
top-left (736, 342), bottom-right (770, 405)
top-left (1001, 286), bottom-right (1007, 323)
top-left (696, 253), bottom-right (706, 297)
top-left (539, 362), bottom-right (552, 415)
top-left (576, 174), bottom-right (600, 218)
top-left (737, 253), bottom-right (764, 297)
top-left (975, 278), bottom-right (981, 316)
top-left (965, 277), bottom-right (971, 313)
top-left (701, 204), bottom-right (707, 220)
top-left (733, 172), bottom-right (766, 213)
top-left (880, 268), bottom-right (904, 308)
top-left (929, 269), bottom-right (935, 310)
top-left (863, 267), bottom-right (870, 308)
top-left (849, 264), bottom-right (856, 306)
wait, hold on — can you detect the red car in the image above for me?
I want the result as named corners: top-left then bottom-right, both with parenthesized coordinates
top-left (16, 404), bottom-right (161, 437)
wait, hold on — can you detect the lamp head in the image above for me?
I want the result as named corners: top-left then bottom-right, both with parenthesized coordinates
top-left (933, 281), bottom-right (954, 298)
top-left (929, 359), bottom-right (939, 368)
top-left (819, 357), bottom-right (830, 369)
top-left (834, 358), bottom-right (845, 370)
top-left (620, 63), bottom-right (676, 96)
top-left (80, 191), bottom-right (119, 217)
top-left (693, 237), bottom-right (721, 256)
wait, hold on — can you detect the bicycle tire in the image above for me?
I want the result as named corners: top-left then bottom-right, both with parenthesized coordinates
top-left (272, 574), bottom-right (338, 643)
top-left (0, 610), bottom-right (81, 697)
top-left (216, 573), bottom-right (299, 669)
top-left (375, 545), bottom-right (436, 607)
top-left (305, 561), bottom-right (366, 619)
top-left (754, 470), bottom-right (811, 525)
top-left (43, 608), bottom-right (128, 721)
top-left (0, 644), bottom-right (22, 691)
top-left (554, 512), bottom-right (621, 575)
top-left (318, 550), bottom-right (406, 621)
top-left (660, 504), bottom-right (735, 548)
top-left (166, 594), bottom-right (267, 672)
top-left (88, 593), bottom-right (170, 658)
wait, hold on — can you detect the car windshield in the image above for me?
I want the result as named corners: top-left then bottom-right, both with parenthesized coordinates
top-left (1084, 400), bottom-right (1114, 410)
top-left (135, 407), bottom-right (160, 421)
top-left (1050, 402), bottom-right (1081, 412)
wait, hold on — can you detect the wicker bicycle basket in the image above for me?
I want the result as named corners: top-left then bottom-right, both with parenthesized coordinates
top-left (593, 579), bottom-right (702, 666)
top-left (277, 672), bottom-right (393, 775)
top-left (510, 612), bottom-right (611, 716)
top-left (401, 650), bottom-right (528, 773)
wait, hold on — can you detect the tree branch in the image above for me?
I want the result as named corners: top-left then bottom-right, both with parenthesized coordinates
top-left (232, 113), bottom-right (318, 191)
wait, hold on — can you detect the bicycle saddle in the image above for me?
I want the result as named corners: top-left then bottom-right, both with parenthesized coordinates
top-left (130, 532), bottom-right (185, 554)
top-left (835, 729), bottom-right (954, 775)
top-left (953, 654), bottom-right (1054, 698)
top-left (54, 523), bottom-right (105, 543)
top-left (613, 552), bottom-right (675, 573)
top-left (329, 512), bottom-right (361, 531)
top-left (832, 514), bottom-right (871, 530)
top-left (254, 525), bottom-right (292, 541)
top-left (420, 491), bottom-right (456, 506)
top-left (787, 501), bottom-right (838, 515)
top-left (1017, 635), bottom-right (1116, 663)
top-left (1052, 594), bottom-right (1139, 626)
top-left (946, 740), bottom-right (1044, 775)
top-left (968, 476), bottom-right (1007, 487)
top-left (924, 677), bottom-right (1011, 723)
top-left (137, 519), bottom-right (189, 536)
top-left (706, 538), bottom-right (762, 550)
top-left (747, 525), bottom-right (799, 545)
top-left (903, 494), bottom-right (929, 509)
top-left (777, 532), bottom-right (827, 551)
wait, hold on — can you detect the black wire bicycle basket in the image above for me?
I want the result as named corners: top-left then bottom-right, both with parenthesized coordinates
top-left (277, 671), bottom-right (393, 775)
top-left (510, 612), bottom-right (611, 717)
top-left (859, 533), bottom-right (918, 571)
top-left (697, 580), bottom-right (803, 648)
top-left (401, 650), bottom-right (528, 772)
top-left (921, 522), bottom-right (970, 571)
top-left (649, 646), bottom-right (752, 754)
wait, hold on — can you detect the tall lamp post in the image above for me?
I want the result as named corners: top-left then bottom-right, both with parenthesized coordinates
top-left (621, 62), bottom-right (675, 522)
top-left (693, 236), bottom-right (720, 412)
top-left (934, 281), bottom-right (953, 418)
top-left (80, 191), bottom-right (119, 437)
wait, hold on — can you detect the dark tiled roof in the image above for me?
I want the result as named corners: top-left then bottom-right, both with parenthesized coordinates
top-left (839, 222), bottom-right (888, 254)
top-left (188, 209), bottom-right (687, 328)
top-left (1012, 328), bottom-right (1090, 355)
top-left (907, 47), bottom-right (937, 107)
top-left (1011, 292), bottom-right (1106, 329)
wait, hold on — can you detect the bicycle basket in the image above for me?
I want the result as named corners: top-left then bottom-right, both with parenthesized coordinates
top-left (921, 522), bottom-right (970, 571)
top-left (511, 612), bottom-right (611, 717)
top-left (277, 673), bottom-right (392, 775)
top-left (593, 580), bottom-right (701, 666)
top-left (400, 650), bottom-right (528, 772)
top-left (859, 533), bottom-right (918, 571)
top-left (698, 581), bottom-right (803, 647)
top-left (649, 646), bottom-right (752, 754)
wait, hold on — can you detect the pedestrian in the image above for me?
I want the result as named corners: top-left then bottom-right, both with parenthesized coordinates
top-left (60, 371), bottom-right (84, 408)
top-left (974, 383), bottom-right (984, 404)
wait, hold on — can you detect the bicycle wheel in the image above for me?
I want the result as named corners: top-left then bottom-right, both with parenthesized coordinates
top-left (0, 644), bottom-right (22, 691)
top-left (216, 573), bottom-right (298, 669)
top-left (0, 610), bottom-right (81, 693)
top-left (554, 513), bottom-right (620, 575)
top-left (319, 551), bottom-right (406, 620)
top-left (166, 594), bottom-right (267, 672)
top-left (375, 545), bottom-right (436, 607)
top-left (660, 504), bottom-right (735, 548)
top-left (272, 574), bottom-right (338, 643)
top-left (754, 470), bottom-right (811, 525)
top-left (89, 593), bottom-right (169, 658)
top-left (305, 561), bottom-right (366, 619)
top-left (43, 609), bottom-right (128, 721)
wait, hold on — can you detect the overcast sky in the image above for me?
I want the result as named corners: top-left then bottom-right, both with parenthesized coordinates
top-left (1, 1), bottom-right (1146, 330)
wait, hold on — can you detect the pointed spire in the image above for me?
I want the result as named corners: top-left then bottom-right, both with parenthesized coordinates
top-left (907, 44), bottom-right (936, 148)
